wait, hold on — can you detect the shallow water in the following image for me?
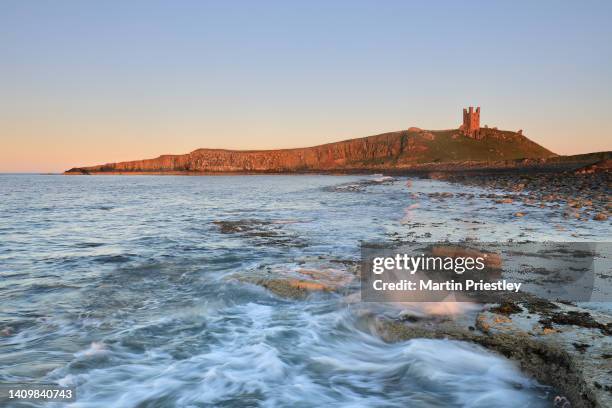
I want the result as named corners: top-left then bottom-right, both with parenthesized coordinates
top-left (1, 174), bottom-right (608, 407)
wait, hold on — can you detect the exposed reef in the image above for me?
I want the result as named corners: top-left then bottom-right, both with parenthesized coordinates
top-left (373, 296), bottom-right (612, 408)
top-left (238, 262), bottom-right (612, 407)
top-left (438, 155), bottom-right (610, 225)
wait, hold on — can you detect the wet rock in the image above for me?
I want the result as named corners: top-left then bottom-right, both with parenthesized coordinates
top-left (523, 197), bottom-right (537, 206)
top-left (540, 311), bottom-right (612, 335)
top-left (554, 396), bottom-right (572, 408)
top-left (0, 327), bottom-right (13, 336)
top-left (231, 266), bottom-right (355, 299)
top-left (373, 296), bottom-right (611, 408)
top-left (427, 191), bottom-right (454, 199)
top-left (523, 298), bottom-right (559, 314)
top-left (593, 213), bottom-right (608, 221)
top-left (214, 219), bottom-right (265, 234)
top-left (325, 177), bottom-right (396, 193)
top-left (213, 219), bottom-right (307, 247)
top-left (490, 301), bottom-right (523, 315)
top-left (572, 342), bottom-right (590, 353)
top-left (256, 279), bottom-right (328, 298)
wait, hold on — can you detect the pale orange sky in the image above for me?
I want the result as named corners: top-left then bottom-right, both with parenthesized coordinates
top-left (2, 1), bottom-right (611, 173)
top-left (2, 105), bottom-right (611, 173)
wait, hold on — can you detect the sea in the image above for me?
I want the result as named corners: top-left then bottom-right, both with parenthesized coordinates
top-left (1, 174), bottom-right (609, 407)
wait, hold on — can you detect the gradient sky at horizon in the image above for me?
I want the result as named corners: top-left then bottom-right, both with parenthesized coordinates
top-left (1, 0), bottom-right (611, 172)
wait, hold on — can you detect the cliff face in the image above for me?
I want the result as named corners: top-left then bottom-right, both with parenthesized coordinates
top-left (65, 128), bottom-right (556, 174)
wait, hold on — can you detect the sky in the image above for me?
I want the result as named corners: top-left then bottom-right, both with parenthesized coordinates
top-left (1, 0), bottom-right (611, 172)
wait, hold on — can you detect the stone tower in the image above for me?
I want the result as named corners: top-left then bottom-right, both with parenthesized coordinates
top-left (460, 106), bottom-right (481, 139)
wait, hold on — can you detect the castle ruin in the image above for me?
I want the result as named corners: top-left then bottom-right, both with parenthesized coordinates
top-left (460, 106), bottom-right (481, 139)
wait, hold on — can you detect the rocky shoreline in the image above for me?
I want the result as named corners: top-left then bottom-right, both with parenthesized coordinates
top-left (433, 158), bottom-right (610, 224)
top-left (374, 294), bottom-right (612, 408)
top-left (231, 262), bottom-right (611, 407)
top-left (404, 158), bottom-right (611, 407)
top-left (65, 152), bottom-right (611, 406)
top-left (214, 161), bottom-right (611, 407)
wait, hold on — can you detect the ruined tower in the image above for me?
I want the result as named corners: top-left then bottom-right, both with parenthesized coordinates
top-left (460, 106), bottom-right (481, 139)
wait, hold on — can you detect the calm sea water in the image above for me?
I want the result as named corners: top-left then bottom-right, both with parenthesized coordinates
top-left (1, 174), bottom-right (608, 407)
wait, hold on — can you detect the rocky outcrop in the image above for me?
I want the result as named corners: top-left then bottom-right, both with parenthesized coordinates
top-left (374, 297), bottom-right (612, 408)
top-left (65, 128), bottom-right (556, 174)
top-left (229, 254), bottom-right (612, 407)
top-left (575, 159), bottom-right (612, 175)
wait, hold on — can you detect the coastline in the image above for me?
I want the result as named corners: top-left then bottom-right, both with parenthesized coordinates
top-left (63, 151), bottom-right (610, 176)
top-left (45, 152), bottom-right (612, 406)
top-left (218, 165), bottom-right (610, 407)
top-left (374, 293), bottom-right (612, 408)
top-left (3, 169), bottom-right (610, 406)
top-left (237, 256), bottom-right (612, 407)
